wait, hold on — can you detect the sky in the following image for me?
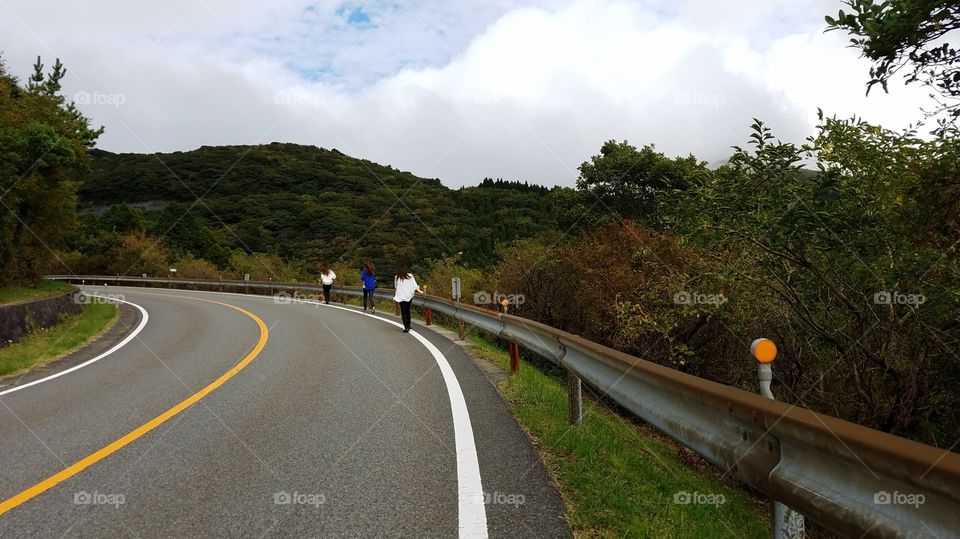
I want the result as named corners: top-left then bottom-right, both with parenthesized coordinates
top-left (0, 0), bottom-right (934, 187)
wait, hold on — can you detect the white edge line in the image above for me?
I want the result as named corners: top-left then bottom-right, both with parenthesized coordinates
top-left (0, 293), bottom-right (149, 397)
top-left (103, 286), bottom-right (489, 538)
top-left (323, 302), bottom-right (489, 538)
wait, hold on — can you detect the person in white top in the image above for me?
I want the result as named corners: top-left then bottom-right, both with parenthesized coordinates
top-left (318, 261), bottom-right (336, 305)
top-left (393, 265), bottom-right (423, 333)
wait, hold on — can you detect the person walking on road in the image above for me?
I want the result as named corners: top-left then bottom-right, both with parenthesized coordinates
top-left (394, 265), bottom-right (423, 333)
top-left (361, 260), bottom-right (377, 313)
top-left (319, 262), bottom-right (336, 304)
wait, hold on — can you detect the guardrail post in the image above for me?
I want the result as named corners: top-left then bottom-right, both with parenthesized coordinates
top-left (425, 308), bottom-right (432, 326)
top-left (508, 342), bottom-right (520, 373)
top-left (752, 339), bottom-right (804, 539)
top-left (458, 320), bottom-right (465, 341)
top-left (567, 370), bottom-right (583, 426)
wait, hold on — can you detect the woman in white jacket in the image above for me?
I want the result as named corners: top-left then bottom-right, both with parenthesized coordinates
top-left (393, 265), bottom-right (423, 333)
top-left (318, 261), bottom-right (336, 305)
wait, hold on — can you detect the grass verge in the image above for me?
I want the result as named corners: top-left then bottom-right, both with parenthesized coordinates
top-left (0, 303), bottom-right (119, 378)
top-left (464, 329), bottom-right (769, 538)
top-left (0, 279), bottom-right (72, 305)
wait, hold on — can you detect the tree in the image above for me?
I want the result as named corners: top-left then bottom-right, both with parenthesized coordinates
top-left (826, 1), bottom-right (960, 131)
top-left (110, 234), bottom-right (170, 277)
top-left (227, 250), bottom-right (294, 281)
top-left (570, 140), bottom-right (707, 227)
top-left (0, 55), bottom-right (102, 285)
top-left (175, 253), bottom-right (220, 279)
top-left (664, 117), bottom-right (960, 443)
top-left (99, 203), bottom-right (147, 234)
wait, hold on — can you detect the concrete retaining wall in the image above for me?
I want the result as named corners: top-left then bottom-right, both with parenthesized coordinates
top-left (0, 289), bottom-right (82, 347)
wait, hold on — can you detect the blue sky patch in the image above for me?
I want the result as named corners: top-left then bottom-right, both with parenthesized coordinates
top-left (337, 6), bottom-right (374, 28)
top-left (296, 66), bottom-right (335, 82)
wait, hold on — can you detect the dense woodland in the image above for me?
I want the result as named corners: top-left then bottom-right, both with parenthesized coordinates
top-left (2, 1), bottom-right (959, 449)
top-left (74, 145), bottom-right (560, 273)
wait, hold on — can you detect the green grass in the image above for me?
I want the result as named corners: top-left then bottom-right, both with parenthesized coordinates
top-left (463, 331), bottom-right (769, 538)
top-left (0, 303), bottom-right (119, 378)
top-left (0, 279), bottom-right (72, 305)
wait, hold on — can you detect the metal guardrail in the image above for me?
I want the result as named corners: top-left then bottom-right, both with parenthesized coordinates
top-left (51, 275), bottom-right (960, 538)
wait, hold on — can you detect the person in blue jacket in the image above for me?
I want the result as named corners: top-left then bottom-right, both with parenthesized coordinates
top-left (361, 260), bottom-right (377, 313)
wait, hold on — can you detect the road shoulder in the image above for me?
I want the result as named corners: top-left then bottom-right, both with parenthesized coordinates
top-left (0, 303), bottom-right (136, 391)
top-left (407, 318), bottom-right (571, 538)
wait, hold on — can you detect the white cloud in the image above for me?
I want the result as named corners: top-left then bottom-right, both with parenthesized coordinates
top-left (0, 0), bottom-right (933, 187)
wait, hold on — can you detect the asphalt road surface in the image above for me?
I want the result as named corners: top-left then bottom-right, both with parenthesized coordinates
top-left (0, 286), bottom-right (568, 538)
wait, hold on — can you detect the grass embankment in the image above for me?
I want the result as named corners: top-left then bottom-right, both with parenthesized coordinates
top-left (0, 303), bottom-right (119, 378)
top-left (0, 279), bottom-right (71, 304)
top-left (463, 327), bottom-right (769, 537)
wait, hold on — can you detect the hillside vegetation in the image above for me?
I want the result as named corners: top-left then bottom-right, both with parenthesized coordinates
top-left (74, 145), bottom-right (560, 272)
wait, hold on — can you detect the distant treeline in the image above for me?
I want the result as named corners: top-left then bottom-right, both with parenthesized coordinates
top-left (76, 145), bottom-right (563, 270)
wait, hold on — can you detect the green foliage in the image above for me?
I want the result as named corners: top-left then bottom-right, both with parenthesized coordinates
top-left (826, 0), bottom-right (960, 131)
top-left (0, 278), bottom-right (70, 305)
top-left (519, 117), bottom-right (959, 446)
top-left (419, 254), bottom-right (489, 301)
top-left (566, 140), bottom-right (708, 228)
top-left (77, 145), bottom-right (559, 272)
top-left (175, 253), bottom-right (220, 279)
top-left (226, 250), bottom-right (295, 281)
top-left (99, 203), bottom-right (146, 234)
top-left (453, 178), bottom-right (562, 264)
top-left (0, 302), bottom-right (117, 377)
top-left (481, 106), bottom-right (960, 446)
top-left (110, 233), bottom-right (170, 277)
top-left (0, 56), bottom-right (102, 285)
top-left (151, 202), bottom-right (229, 265)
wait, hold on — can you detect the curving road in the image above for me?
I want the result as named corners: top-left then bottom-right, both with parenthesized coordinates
top-left (0, 286), bottom-right (567, 538)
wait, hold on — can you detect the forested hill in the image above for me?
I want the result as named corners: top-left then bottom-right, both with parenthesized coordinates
top-left (82, 143), bottom-right (442, 203)
top-left (78, 143), bottom-right (562, 267)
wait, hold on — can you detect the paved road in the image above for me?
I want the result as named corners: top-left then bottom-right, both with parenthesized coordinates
top-left (0, 286), bottom-right (567, 538)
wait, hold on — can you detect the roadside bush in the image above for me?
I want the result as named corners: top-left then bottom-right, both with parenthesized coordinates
top-left (109, 233), bottom-right (170, 277)
top-left (420, 255), bottom-right (489, 302)
top-left (227, 250), bottom-right (295, 282)
top-left (175, 254), bottom-right (220, 279)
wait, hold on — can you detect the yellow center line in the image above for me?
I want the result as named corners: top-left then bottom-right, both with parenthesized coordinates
top-left (0, 297), bottom-right (270, 516)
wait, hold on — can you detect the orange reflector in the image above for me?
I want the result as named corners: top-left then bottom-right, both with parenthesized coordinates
top-left (751, 338), bottom-right (777, 363)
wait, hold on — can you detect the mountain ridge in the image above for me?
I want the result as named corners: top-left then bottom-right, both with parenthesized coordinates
top-left (78, 142), bottom-right (563, 267)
